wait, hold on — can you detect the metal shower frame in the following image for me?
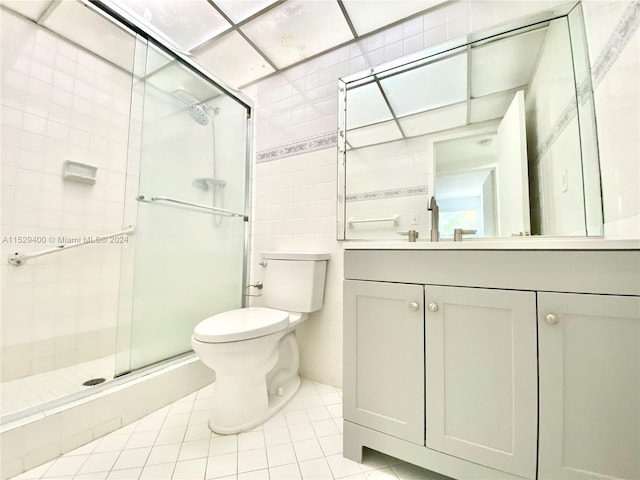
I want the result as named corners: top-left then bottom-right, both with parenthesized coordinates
top-left (86, 0), bottom-right (254, 310)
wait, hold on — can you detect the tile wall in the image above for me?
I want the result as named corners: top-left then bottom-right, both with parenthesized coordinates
top-left (0, 10), bottom-right (135, 381)
top-left (583, 0), bottom-right (640, 238)
top-left (243, 0), bottom-right (640, 388)
top-left (526, 17), bottom-right (586, 236)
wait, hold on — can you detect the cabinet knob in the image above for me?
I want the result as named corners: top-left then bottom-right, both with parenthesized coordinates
top-left (428, 302), bottom-right (439, 312)
top-left (545, 313), bottom-right (559, 325)
top-left (409, 302), bottom-right (420, 312)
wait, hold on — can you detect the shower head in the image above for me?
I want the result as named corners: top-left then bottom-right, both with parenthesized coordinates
top-left (189, 104), bottom-right (210, 126)
top-left (171, 89), bottom-right (219, 126)
top-left (189, 103), bottom-right (221, 126)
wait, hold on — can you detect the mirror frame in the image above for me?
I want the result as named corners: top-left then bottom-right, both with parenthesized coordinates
top-left (337, 2), bottom-right (603, 241)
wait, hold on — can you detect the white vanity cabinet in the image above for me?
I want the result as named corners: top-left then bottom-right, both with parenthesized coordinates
top-left (343, 248), bottom-right (640, 480)
top-left (343, 280), bottom-right (424, 445)
top-left (425, 286), bottom-right (538, 479)
top-left (537, 292), bottom-right (640, 480)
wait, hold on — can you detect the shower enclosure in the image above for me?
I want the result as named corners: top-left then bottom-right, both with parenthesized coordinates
top-left (0, 0), bottom-right (250, 423)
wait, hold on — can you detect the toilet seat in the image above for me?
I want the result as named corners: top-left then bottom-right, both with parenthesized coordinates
top-left (193, 307), bottom-right (290, 343)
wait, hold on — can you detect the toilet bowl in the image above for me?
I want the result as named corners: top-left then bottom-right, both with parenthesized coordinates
top-left (191, 252), bottom-right (329, 434)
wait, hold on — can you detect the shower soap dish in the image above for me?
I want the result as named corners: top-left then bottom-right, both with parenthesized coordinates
top-left (62, 160), bottom-right (97, 185)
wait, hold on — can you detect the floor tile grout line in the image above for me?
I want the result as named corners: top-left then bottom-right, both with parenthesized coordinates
top-left (16, 379), bottom-right (443, 480)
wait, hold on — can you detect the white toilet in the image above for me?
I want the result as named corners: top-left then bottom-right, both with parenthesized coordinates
top-left (191, 251), bottom-right (330, 434)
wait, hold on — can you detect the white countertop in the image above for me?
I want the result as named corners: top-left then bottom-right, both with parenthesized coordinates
top-left (342, 237), bottom-right (640, 250)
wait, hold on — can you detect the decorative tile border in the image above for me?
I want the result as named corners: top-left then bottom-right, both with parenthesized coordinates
top-left (536, 0), bottom-right (639, 160)
top-left (535, 97), bottom-right (579, 160)
top-left (591, 0), bottom-right (639, 88)
top-left (256, 131), bottom-right (338, 163)
top-left (346, 185), bottom-right (429, 202)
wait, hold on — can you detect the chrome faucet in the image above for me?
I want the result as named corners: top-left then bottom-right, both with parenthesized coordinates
top-left (454, 228), bottom-right (477, 241)
top-left (427, 196), bottom-right (439, 242)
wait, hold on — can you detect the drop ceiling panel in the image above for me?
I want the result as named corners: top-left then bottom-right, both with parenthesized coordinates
top-left (399, 102), bottom-right (468, 137)
top-left (346, 83), bottom-right (393, 130)
top-left (115, 0), bottom-right (231, 51)
top-left (2, 0), bottom-right (52, 20)
top-left (145, 63), bottom-right (224, 104)
top-left (43, 0), bottom-right (136, 72)
top-left (215, 0), bottom-right (279, 23)
top-left (347, 120), bottom-right (403, 149)
top-left (241, 0), bottom-right (354, 69)
top-left (470, 28), bottom-right (547, 97)
top-left (342, 0), bottom-right (447, 35)
top-left (381, 53), bottom-right (468, 117)
top-left (469, 90), bottom-right (516, 123)
top-left (193, 30), bottom-right (275, 89)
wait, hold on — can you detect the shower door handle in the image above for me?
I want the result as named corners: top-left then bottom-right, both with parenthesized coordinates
top-left (136, 194), bottom-right (248, 220)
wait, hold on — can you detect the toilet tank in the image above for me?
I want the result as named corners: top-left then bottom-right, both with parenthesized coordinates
top-left (261, 252), bottom-right (330, 313)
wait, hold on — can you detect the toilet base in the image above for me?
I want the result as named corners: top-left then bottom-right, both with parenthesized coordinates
top-left (208, 375), bottom-right (301, 435)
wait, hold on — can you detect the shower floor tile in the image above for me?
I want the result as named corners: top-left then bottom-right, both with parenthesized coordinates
top-left (12, 379), bottom-right (452, 480)
top-left (1, 355), bottom-right (115, 417)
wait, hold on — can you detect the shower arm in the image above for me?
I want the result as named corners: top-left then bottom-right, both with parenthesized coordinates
top-left (7, 226), bottom-right (136, 266)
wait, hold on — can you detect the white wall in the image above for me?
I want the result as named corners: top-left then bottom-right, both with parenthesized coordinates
top-left (345, 136), bottom-right (432, 240)
top-left (583, 0), bottom-right (640, 238)
top-left (243, 0), bottom-right (640, 388)
top-left (0, 11), bottom-right (134, 380)
top-left (526, 18), bottom-right (586, 236)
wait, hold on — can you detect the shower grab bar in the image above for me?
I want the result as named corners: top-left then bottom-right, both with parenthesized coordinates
top-left (7, 226), bottom-right (136, 266)
top-left (136, 194), bottom-right (248, 220)
top-left (348, 214), bottom-right (399, 228)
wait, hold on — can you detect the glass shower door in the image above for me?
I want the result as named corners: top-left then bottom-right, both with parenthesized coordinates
top-left (117, 40), bottom-right (249, 373)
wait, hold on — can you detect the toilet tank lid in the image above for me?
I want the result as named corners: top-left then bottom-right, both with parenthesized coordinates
top-left (261, 252), bottom-right (330, 261)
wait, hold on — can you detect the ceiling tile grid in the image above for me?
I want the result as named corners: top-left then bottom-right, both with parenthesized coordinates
top-left (3, 0), bottom-right (547, 153)
top-left (1, 0), bottom-right (562, 110)
top-left (193, 30), bottom-right (275, 88)
top-left (251, 1), bottom-right (458, 151)
top-left (118, 0), bottom-right (232, 51)
top-left (3, 0), bottom-right (552, 154)
top-left (2, 0), bottom-right (457, 93)
top-left (214, 0), bottom-right (279, 24)
top-left (240, 0), bottom-right (354, 69)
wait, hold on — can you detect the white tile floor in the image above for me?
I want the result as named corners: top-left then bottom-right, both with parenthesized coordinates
top-left (1, 356), bottom-right (115, 416)
top-left (12, 379), bottom-right (449, 480)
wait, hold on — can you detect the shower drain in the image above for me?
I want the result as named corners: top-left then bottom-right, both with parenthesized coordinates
top-left (82, 378), bottom-right (106, 386)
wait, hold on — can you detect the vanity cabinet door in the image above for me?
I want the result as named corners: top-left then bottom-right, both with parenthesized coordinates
top-left (343, 280), bottom-right (424, 445)
top-left (538, 292), bottom-right (640, 480)
top-left (425, 285), bottom-right (537, 479)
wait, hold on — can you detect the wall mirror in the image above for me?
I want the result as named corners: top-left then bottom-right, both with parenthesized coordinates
top-left (337, 2), bottom-right (603, 241)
